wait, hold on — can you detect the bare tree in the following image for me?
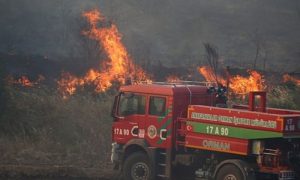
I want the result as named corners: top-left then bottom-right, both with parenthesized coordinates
top-left (249, 29), bottom-right (268, 70)
top-left (203, 43), bottom-right (220, 84)
top-left (250, 29), bottom-right (261, 70)
top-left (261, 43), bottom-right (269, 71)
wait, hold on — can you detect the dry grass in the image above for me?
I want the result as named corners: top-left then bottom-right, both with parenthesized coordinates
top-left (0, 85), bottom-right (114, 170)
top-left (0, 81), bottom-right (299, 178)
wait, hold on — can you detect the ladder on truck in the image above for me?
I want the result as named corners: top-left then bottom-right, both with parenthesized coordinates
top-left (155, 148), bottom-right (172, 180)
top-left (176, 118), bottom-right (187, 149)
top-left (154, 118), bottom-right (188, 179)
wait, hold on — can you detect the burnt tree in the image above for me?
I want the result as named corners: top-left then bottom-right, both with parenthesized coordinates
top-left (203, 43), bottom-right (220, 84)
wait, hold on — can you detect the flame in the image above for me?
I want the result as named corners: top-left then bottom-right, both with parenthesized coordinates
top-left (7, 75), bottom-right (45, 87)
top-left (283, 74), bottom-right (300, 85)
top-left (15, 76), bottom-right (33, 87)
top-left (198, 66), bottom-right (265, 94)
top-left (198, 66), bottom-right (226, 85)
top-left (166, 75), bottom-right (181, 83)
top-left (229, 70), bottom-right (264, 94)
top-left (57, 72), bottom-right (83, 96)
top-left (57, 9), bottom-right (149, 97)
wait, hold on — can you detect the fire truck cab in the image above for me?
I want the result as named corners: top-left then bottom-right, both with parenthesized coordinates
top-left (111, 82), bottom-right (300, 180)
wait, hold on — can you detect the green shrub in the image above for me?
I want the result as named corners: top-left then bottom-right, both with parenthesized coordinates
top-left (267, 84), bottom-right (300, 110)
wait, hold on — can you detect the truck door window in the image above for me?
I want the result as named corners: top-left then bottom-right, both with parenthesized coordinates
top-left (149, 97), bottom-right (166, 116)
top-left (119, 93), bottom-right (146, 116)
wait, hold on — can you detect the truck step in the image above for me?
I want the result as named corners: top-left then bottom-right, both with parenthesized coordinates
top-left (157, 174), bottom-right (168, 178)
top-left (177, 129), bottom-right (186, 133)
top-left (160, 152), bottom-right (167, 155)
top-left (176, 141), bottom-right (185, 145)
top-left (156, 149), bottom-right (171, 180)
top-left (158, 163), bottom-right (166, 166)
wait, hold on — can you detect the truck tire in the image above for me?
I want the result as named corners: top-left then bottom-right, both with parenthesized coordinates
top-left (123, 152), bottom-right (153, 180)
top-left (216, 164), bottom-right (243, 180)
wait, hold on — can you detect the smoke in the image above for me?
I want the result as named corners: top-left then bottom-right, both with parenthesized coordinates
top-left (0, 0), bottom-right (299, 71)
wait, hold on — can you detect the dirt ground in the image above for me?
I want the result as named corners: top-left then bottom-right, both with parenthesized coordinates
top-left (0, 164), bottom-right (196, 180)
top-left (0, 164), bottom-right (120, 180)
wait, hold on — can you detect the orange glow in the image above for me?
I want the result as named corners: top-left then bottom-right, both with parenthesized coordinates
top-left (283, 74), bottom-right (300, 85)
top-left (198, 66), bottom-right (226, 85)
top-left (57, 72), bottom-right (83, 97)
top-left (198, 66), bottom-right (265, 95)
top-left (16, 76), bottom-right (33, 87)
top-left (7, 75), bottom-right (45, 87)
top-left (57, 9), bottom-right (149, 97)
top-left (166, 75), bottom-right (181, 83)
top-left (229, 70), bottom-right (265, 94)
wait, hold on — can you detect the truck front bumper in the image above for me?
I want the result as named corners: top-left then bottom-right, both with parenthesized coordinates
top-left (111, 142), bottom-right (123, 169)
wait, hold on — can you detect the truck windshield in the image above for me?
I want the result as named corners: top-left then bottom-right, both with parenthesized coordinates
top-left (118, 93), bottom-right (146, 116)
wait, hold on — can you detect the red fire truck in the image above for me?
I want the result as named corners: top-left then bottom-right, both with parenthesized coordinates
top-left (110, 82), bottom-right (300, 180)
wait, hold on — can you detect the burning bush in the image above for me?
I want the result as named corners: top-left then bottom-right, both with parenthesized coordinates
top-left (199, 66), bottom-right (265, 95)
top-left (57, 9), bottom-right (150, 98)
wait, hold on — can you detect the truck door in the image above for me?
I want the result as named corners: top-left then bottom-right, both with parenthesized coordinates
top-left (145, 96), bottom-right (173, 148)
top-left (112, 92), bottom-right (147, 144)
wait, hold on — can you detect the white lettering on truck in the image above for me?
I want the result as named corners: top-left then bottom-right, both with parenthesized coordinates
top-left (203, 140), bottom-right (230, 151)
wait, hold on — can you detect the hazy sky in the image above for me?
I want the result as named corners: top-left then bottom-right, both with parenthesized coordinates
top-left (0, 0), bottom-right (299, 71)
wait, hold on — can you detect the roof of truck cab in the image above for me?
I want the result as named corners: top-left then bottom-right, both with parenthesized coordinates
top-left (120, 84), bottom-right (209, 96)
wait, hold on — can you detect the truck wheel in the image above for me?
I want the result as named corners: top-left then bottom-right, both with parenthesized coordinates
top-left (216, 164), bottom-right (243, 180)
top-left (123, 152), bottom-right (153, 180)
